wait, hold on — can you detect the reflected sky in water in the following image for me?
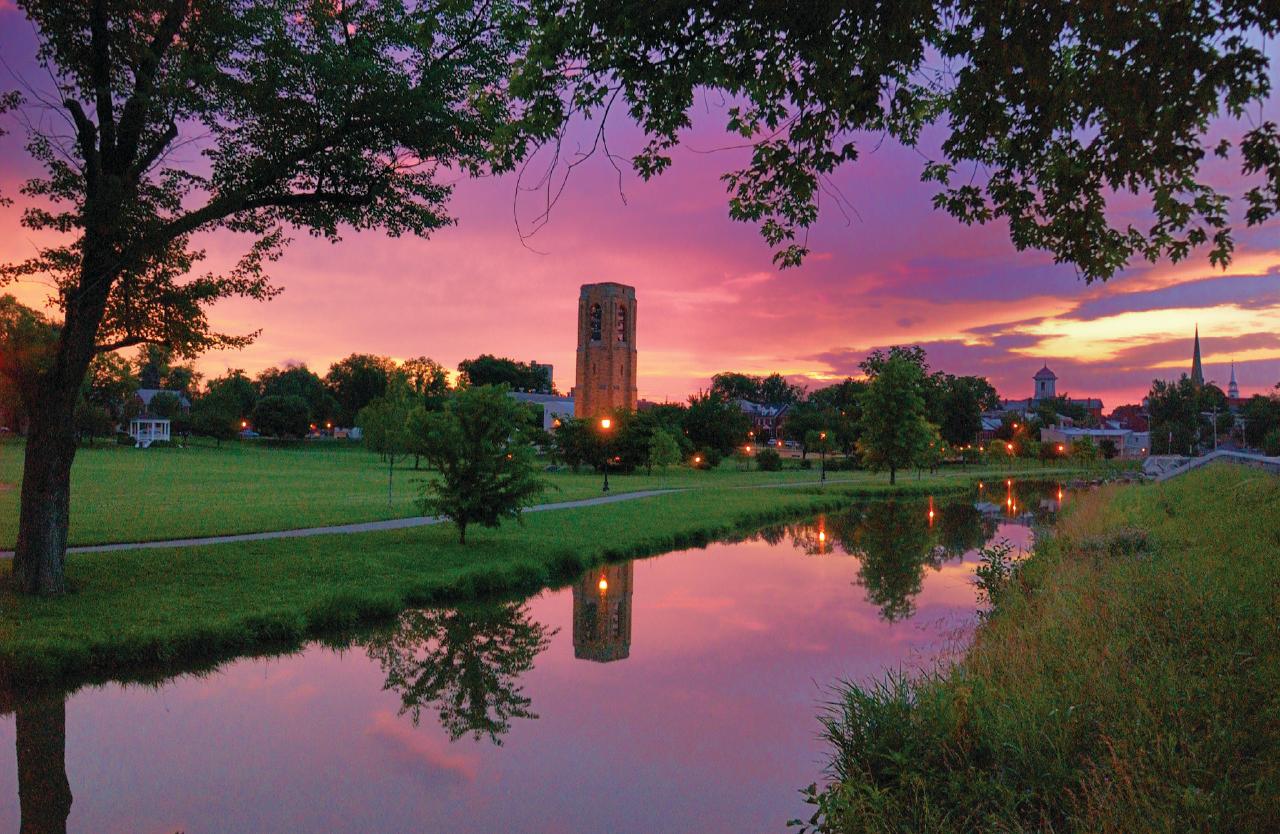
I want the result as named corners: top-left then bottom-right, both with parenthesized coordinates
top-left (0, 490), bottom-right (1062, 834)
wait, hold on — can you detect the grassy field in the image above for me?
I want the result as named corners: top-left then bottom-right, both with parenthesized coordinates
top-left (0, 437), bottom-right (1105, 546)
top-left (0, 477), bottom-right (973, 685)
top-left (799, 463), bottom-right (1280, 833)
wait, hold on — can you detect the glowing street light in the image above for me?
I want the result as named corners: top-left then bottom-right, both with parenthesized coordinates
top-left (819, 431), bottom-right (828, 483)
top-left (599, 417), bottom-right (612, 493)
top-left (598, 576), bottom-right (609, 592)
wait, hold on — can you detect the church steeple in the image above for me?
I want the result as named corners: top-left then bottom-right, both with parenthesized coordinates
top-left (1228, 360), bottom-right (1239, 400)
top-left (1191, 325), bottom-right (1204, 386)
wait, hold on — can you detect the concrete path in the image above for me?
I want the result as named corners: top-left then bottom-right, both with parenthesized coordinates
top-left (1152, 449), bottom-right (1280, 483)
top-left (0, 475), bottom-right (875, 559)
top-left (0, 489), bottom-right (682, 559)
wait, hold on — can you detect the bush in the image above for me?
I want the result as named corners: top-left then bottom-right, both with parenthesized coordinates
top-left (116, 431), bottom-right (135, 446)
top-left (798, 458), bottom-right (813, 469)
top-left (756, 447), bottom-right (782, 471)
top-left (1264, 427), bottom-right (1280, 457)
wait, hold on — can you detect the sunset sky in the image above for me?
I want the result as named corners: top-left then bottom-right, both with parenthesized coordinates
top-left (2, 8), bottom-right (1277, 409)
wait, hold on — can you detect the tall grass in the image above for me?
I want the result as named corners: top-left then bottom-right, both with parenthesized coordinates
top-left (797, 464), bottom-right (1280, 833)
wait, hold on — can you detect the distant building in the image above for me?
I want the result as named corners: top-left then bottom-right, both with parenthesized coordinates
top-left (736, 399), bottom-right (789, 442)
top-left (1041, 425), bottom-right (1150, 458)
top-left (990, 366), bottom-right (1103, 421)
top-left (1108, 404), bottom-right (1149, 433)
top-left (507, 390), bottom-right (575, 432)
top-left (1034, 365), bottom-right (1057, 400)
top-left (529, 360), bottom-right (554, 393)
top-left (133, 388), bottom-right (191, 415)
top-left (574, 282), bottom-right (638, 418)
top-left (128, 417), bottom-right (171, 448)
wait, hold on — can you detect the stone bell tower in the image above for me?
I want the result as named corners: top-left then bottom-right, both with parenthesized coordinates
top-left (574, 282), bottom-right (638, 418)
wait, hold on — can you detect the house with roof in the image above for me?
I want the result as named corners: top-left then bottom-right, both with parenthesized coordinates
top-left (735, 399), bottom-right (790, 442)
top-left (133, 388), bottom-right (192, 415)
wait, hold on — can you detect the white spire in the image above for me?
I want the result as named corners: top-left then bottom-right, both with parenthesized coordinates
top-left (1229, 360), bottom-right (1239, 399)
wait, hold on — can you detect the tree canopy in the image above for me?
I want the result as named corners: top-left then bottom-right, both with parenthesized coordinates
top-left (525, 2), bottom-right (1279, 280)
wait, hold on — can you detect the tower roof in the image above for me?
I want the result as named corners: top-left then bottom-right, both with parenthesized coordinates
top-left (1191, 325), bottom-right (1204, 386)
top-left (1033, 365), bottom-right (1057, 380)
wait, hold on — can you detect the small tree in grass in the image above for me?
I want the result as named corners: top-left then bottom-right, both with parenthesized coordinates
top-left (415, 386), bottom-right (545, 544)
top-left (359, 378), bottom-right (415, 506)
top-left (756, 447), bottom-right (782, 471)
top-left (856, 354), bottom-right (933, 485)
top-left (646, 429), bottom-right (682, 475)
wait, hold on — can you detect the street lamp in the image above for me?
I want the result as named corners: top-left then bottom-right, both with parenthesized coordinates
top-left (819, 431), bottom-right (828, 483)
top-left (599, 417), bottom-right (612, 493)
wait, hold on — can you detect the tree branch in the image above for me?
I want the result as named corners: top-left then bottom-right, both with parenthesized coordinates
top-left (89, 0), bottom-right (115, 154)
top-left (129, 118), bottom-right (179, 179)
top-left (116, 0), bottom-right (189, 171)
top-left (240, 189), bottom-right (380, 211)
top-left (63, 99), bottom-right (100, 188)
top-left (94, 335), bottom-right (162, 354)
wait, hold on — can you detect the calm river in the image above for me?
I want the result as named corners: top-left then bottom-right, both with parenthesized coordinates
top-left (0, 484), bottom-right (1066, 833)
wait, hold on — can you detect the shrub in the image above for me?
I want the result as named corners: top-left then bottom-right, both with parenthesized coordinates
top-left (756, 448), bottom-right (782, 471)
top-left (798, 458), bottom-right (813, 470)
top-left (115, 431), bottom-right (135, 446)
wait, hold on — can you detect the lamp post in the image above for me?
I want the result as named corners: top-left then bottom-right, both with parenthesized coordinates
top-left (819, 431), bottom-right (828, 483)
top-left (599, 417), bottom-right (612, 493)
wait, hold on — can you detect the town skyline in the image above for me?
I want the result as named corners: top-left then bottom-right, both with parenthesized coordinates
top-left (1, 8), bottom-right (1277, 408)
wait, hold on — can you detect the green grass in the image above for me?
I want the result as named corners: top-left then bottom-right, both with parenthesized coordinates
top-left (0, 477), bottom-right (964, 686)
top-left (799, 463), bottom-right (1280, 834)
top-left (0, 436), bottom-right (1111, 547)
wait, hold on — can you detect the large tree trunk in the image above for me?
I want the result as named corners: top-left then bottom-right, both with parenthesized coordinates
top-left (12, 241), bottom-right (114, 596)
top-left (12, 413), bottom-right (78, 596)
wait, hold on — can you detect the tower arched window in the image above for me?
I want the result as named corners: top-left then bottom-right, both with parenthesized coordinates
top-left (616, 305), bottom-right (627, 343)
top-left (589, 303), bottom-right (602, 341)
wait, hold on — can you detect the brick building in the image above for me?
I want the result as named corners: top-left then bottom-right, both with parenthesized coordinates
top-left (573, 282), bottom-right (638, 418)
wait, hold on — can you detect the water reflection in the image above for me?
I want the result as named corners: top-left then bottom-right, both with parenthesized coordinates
top-left (572, 563), bottom-right (634, 663)
top-left (753, 484), bottom-right (1064, 622)
top-left (5, 691), bottom-right (72, 834)
top-left (0, 487), bottom-right (1070, 833)
top-left (361, 601), bottom-right (555, 744)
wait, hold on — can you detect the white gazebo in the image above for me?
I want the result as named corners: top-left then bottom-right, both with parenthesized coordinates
top-left (129, 417), bottom-right (170, 448)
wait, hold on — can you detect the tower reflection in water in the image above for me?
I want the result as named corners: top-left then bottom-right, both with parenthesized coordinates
top-left (572, 562), bottom-right (633, 663)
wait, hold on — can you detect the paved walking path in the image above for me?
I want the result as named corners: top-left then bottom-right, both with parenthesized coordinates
top-left (0, 476), bottom-right (873, 559)
top-left (0, 489), bottom-right (683, 558)
top-left (1151, 449), bottom-right (1280, 483)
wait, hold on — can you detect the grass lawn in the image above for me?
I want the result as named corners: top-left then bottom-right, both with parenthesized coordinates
top-left (0, 477), bottom-right (969, 685)
top-left (801, 463), bottom-right (1280, 833)
top-left (0, 437), bottom-right (1108, 547)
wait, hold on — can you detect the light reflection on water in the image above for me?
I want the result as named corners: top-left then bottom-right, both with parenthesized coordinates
top-left (0, 485), bottom-right (1067, 834)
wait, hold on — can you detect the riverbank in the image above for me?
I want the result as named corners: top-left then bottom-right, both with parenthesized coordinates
top-left (0, 438), bottom-right (1115, 547)
top-left (799, 463), bottom-right (1280, 833)
top-left (0, 477), bottom-right (981, 687)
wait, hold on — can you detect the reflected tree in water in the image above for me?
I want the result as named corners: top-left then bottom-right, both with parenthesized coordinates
top-left (363, 602), bottom-right (555, 744)
top-left (850, 501), bottom-right (935, 622)
top-left (936, 503), bottom-right (997, 560)
top-left (9, 691), bottom-right (73, 834)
